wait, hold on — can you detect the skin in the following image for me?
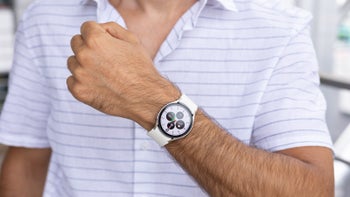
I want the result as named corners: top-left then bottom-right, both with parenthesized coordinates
top-left (65, 21), bottom-right (334, 197)
top-left (0, 147), bottom-right (51, 197)
top-left (0, 1), bottom-right (334, 196)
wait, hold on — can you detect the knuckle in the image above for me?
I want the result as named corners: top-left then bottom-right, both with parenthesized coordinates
top-left (70, 35), bottom-right (83, 54)
top-left (70, 34), bottom-right (81, 45)
top-left (71, 83), bottom-right (87, 101)
top-left (66, 77), bottom-right (82, 98)
top-left (66, 76), bottom-right (74, 89)
top-left (67, 77), bottom-right (97, 109)
top-left (86, 34), bottom-right (102, 47)
top-left (67, 56), bottom-right (75, 67)
top-left (67, 62), bottom-right (86, 81)
top-left (81, 21), bottom-right (96, 31)
top-left (73, 66), bottom-right (84, 77)
top-left (75, 47), bottom-right (89, 63)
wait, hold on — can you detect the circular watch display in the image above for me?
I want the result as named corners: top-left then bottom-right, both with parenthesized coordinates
top-left (158, 103), bottom-right (193, 138)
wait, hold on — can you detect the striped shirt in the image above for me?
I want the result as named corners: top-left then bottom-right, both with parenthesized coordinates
top-left (0, 0), bottom-right (333, 196)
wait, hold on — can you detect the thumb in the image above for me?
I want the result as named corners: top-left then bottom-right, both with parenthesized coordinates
top-left (101, 22), bottom-right (140, 44)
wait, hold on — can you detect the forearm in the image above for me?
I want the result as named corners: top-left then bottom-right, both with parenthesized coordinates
top-left (0, 166), bottom-right (43, 196)
top-left (0, 147), bottom-right (51, 197)
top-left (66, 21), bottom-right (333, 196)
top-left (165, 111), bottom-right (333, 197)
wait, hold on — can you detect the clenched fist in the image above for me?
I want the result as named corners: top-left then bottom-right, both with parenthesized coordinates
top-left (67, 21), bottom-right (179, 130)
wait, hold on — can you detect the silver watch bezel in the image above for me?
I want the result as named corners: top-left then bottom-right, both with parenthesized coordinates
top-left (148, 94), bottom-right (198, 146)
top-left (156, 101), bottom-right (195, 140)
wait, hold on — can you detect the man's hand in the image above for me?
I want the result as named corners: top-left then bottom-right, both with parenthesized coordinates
top-left (67, 21), bottom-right (179, 129)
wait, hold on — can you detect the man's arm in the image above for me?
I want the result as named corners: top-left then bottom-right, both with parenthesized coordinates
top-left (67, 21), bottom-right (334, 197)
top-left (0, 147), bottom-right (51, 197)
top-left (164, 111), bottom-right (334, 197)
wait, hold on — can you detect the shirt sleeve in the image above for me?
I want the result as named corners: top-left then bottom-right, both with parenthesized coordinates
top-left (251, 20), bottom-right (333, 152)
top-left (0, 16), bottom-right (51, 148)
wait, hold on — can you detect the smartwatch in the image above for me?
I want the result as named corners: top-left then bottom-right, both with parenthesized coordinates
top-left (148, 94), bottom-right (198, 146)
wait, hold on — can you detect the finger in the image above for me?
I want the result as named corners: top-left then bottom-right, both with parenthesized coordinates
top-left (80, 21), bottom-right (106, 40)
top-left (67, 56), bottom-right (80, 74)
top-left (66, 75), bottom-right (84, 101)
top-left (101, 22), bottom-right (139, 44)
top-left (70, 34), bottom-right (84, 54)
top-left (66, 75), bottom-right (77, 93)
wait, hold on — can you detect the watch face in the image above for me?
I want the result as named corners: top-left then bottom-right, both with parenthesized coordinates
top-left (158, 103), bottom-right (193, 138)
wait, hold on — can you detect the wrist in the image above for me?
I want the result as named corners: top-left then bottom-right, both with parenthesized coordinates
top-left (133, 81), bottom-right (181, 131)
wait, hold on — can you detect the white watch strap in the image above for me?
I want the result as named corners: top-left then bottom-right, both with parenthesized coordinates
top-left (148, 127), bottom-right (170, 146)
top-left (178, 94), bottom-right (198, 113)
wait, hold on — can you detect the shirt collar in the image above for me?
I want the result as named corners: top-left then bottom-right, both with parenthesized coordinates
top-left (79, 0), bottom-right (238, 12)
top-left (215, 0), bottom-right (238, 12)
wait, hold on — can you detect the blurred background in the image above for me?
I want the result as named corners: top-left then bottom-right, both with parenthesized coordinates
top-left (0, 0), bottom-right (350, 196)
